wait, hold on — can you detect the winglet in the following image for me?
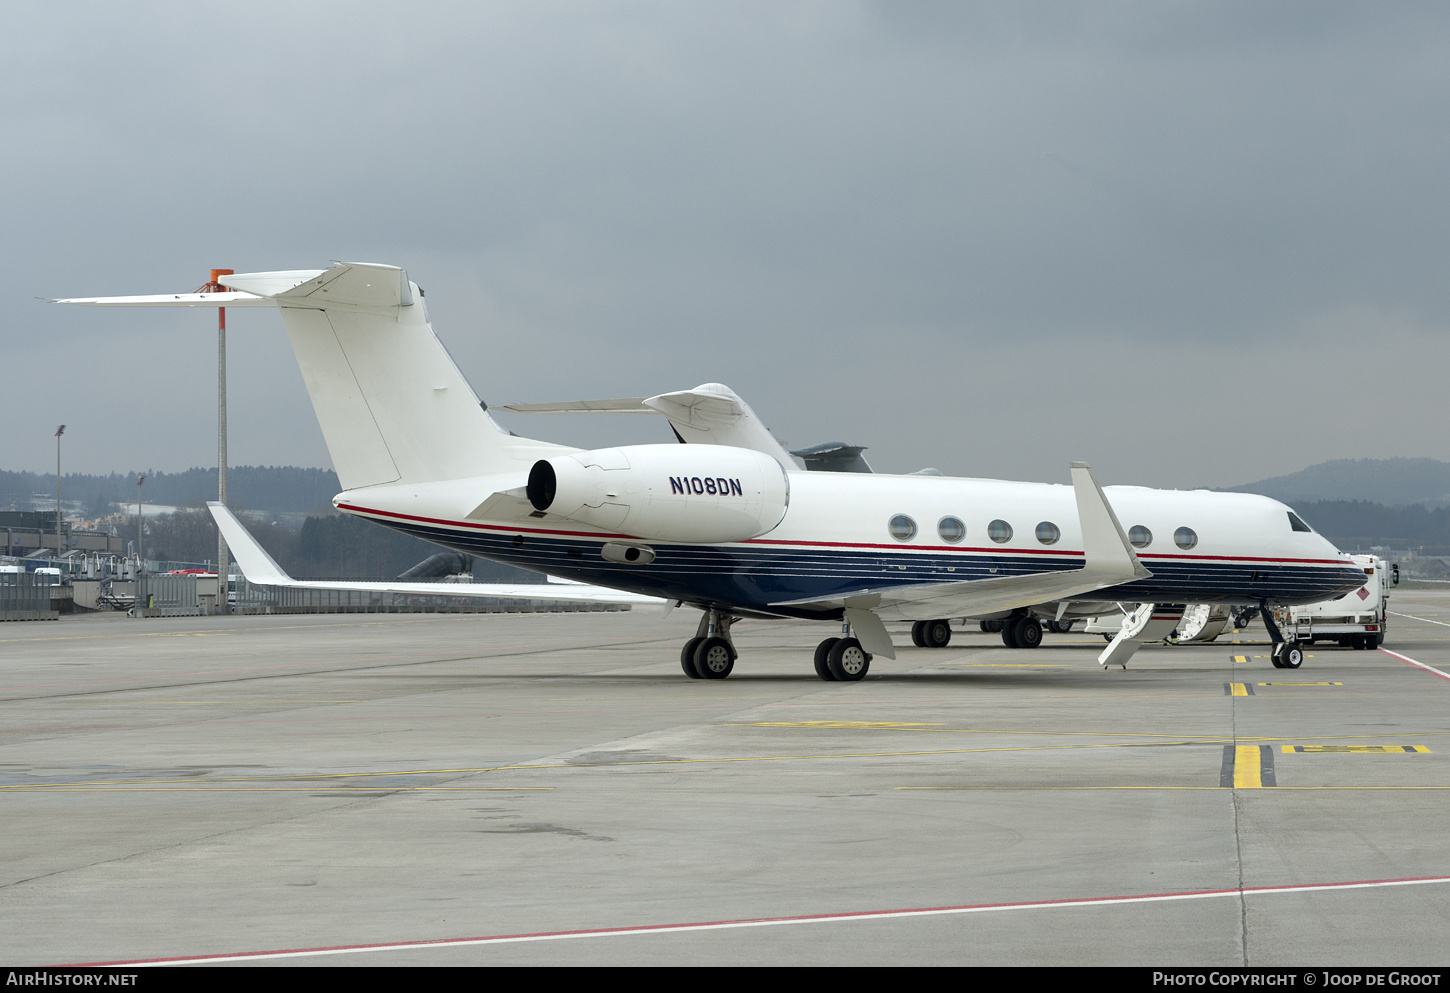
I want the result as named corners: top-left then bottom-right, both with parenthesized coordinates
top-left (207, 502), bottom-right (294, 586)
top-left (1069, 462), bottom-right (1151, 581)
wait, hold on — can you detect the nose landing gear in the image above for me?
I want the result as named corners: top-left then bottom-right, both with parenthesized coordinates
top-left (1261, 605), bottom-right (1305, 670)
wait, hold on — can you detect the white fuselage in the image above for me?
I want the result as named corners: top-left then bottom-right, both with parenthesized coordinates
top-left (334, 466), bottom-right (1365, 619)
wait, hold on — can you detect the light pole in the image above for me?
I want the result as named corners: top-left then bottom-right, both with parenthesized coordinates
top-left (206, 269), bottom-right (233, 613)
top-left (54, 425), bottom-right (65, 567)
top-left (136, 474), bottom-right (145, 575)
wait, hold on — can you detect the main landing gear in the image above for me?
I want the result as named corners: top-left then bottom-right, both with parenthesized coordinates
top-left (978, 614), bottom-right (1051, 648)
top-left (814, 621), bottom-right (872, 682)
top-left (998, 613), bottom-right (1043, 649)
top-left (675, 611), bottom-right (876, 683)
top-left (680, 610), bottom-right (737, 680)
top-left (910, 619), bottom-right (953, 648)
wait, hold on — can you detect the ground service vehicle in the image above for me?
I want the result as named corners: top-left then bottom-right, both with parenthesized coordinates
top-left (1276, 554), bottom-right (1397, 650)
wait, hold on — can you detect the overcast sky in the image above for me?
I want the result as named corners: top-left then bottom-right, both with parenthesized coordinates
top-left (7, 1), bottom-right (1450, 490)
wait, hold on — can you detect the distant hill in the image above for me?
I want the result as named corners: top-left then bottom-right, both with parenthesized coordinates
top-left (1294, 500), bottom-right (1450, 553)
top-left (1222, 458), bottom-right (1450, 508)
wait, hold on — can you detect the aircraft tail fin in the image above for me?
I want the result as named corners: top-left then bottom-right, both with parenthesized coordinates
top-left (237, 263), bottom-right (566, 489)
top-left (59, 262), bottom-right (569, 490)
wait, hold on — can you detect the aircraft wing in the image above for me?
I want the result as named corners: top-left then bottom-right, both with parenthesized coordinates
top-left (207, 502), bottom-right (663, 605)
top-left (770, 464), bottom-right (1151, 642)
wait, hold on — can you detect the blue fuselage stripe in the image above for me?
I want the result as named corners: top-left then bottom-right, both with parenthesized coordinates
top-left (362, 516), bottom-right (1367, 615)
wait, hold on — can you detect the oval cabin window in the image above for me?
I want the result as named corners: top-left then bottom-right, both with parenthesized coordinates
top-left (1174, 527), bottom-right (1198, 550)
top-left (1129, 525), bottom-right (1152, 548)
top-left (889, 515), bottom-right (917, 541)
top-left (987, 519), bottom-right (1013, 543)
top-left (937, 517), bottom-right (965, 543)
top-left (1035, 522), bottom-right (1060, 545)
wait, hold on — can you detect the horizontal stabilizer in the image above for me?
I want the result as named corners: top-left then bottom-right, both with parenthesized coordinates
top-left (265, 263), bottom-right (413, 310)
top-left (217, 270), bottom-right (326, 297)
top-left (55, 263), bottom-right (412, 312)
top-left (50, 290), bottom-right (275, 308)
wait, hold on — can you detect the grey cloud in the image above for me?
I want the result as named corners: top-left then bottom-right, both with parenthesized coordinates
top-left (6, 1), bottom-right (1449, 487)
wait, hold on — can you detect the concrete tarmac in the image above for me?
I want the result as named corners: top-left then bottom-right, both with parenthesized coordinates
top-left (2, 595), bottom-right (1448, 967)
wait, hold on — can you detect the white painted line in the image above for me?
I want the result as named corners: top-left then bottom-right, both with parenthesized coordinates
top-left (74, 873), bottom-right (1450, 966)
top-left (1389, 610), bottom-right (1450, 630)
top-left (1379, 647), bottom-right (1450, 683)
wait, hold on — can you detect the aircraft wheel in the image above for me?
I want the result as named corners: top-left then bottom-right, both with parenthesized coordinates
top-left (1281, 644), bottom-right (1305, 669)
top-left (923, 619), bottom-right (952, 648)
top-left (1103, 633), bottom-right (1114, 643)
top-left (1001, 622), bottom-right (1020, 648)
top-left (693, 637), bottom-right (735, 679)
top-left (910, 621), bottom-right (926, 647)
top-left (1014, 617), bottom-right (1043, 649)
top-left (1270, 651), bottom-right (1286, 668)
top-left (814, 638), bottom-right (840, 681)
top-left (681, 637), bottom-right (704, 678)
top-left (828, 638), bottom-right (871, 681)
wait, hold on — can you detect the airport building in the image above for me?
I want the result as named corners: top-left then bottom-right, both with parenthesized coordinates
top-left (0, 510), bottom-right (128, 557)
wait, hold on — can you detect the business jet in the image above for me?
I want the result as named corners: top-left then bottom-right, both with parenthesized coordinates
top-left (56, 262), bottom-right (1367, 679)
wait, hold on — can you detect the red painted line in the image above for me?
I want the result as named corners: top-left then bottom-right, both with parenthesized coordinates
top-left (68, 872), bottom-right (1450, 966)
top-left (1380, 648), bottom-right (1450, 683)
top-left (741, 537), bottom-right (1083, 556)
top-left (338, 504), bottom-right (1348, 566)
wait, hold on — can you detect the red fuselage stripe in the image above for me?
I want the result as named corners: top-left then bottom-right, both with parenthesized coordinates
top-left (336, 504), bottom-right (1348, 567)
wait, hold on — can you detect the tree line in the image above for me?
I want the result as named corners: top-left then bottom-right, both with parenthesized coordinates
top-left (2, 466), bottom-right (342, 516)
top-left (141, 510), bottom-right (541, 581)
top-left (1295, 500), bottom-right (1450, 552)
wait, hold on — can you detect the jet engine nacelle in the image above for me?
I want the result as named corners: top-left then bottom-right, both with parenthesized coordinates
top-left (527, 444), bottom-right (790, 543)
